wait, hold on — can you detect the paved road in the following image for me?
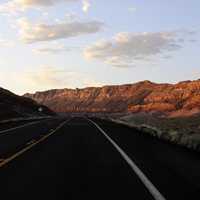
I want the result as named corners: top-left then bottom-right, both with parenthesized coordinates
top-left (0, 118), bottom-right (47, 132)
top-left (0, 117), bottom-right (199, 200)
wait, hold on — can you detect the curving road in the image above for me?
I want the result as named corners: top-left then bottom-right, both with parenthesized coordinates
top-left (0, 117), bottom-right (199, 200)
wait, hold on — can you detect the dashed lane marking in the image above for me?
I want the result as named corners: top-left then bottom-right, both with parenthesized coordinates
top-left (0, 119), bottom-right (71, 168)
top-left (0, 120), bottom-right (48, 137)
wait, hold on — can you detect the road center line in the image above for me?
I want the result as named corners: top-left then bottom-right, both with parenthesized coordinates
top-left (0, 119), bottom-right (48, 137)
top-left (0, 119), bottom-right (70, 168)
top-left (87, 118), bottom-right (166, 200)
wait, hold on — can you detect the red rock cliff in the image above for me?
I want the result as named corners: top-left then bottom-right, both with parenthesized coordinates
top-left (24, 79), bottom-right (200, 117)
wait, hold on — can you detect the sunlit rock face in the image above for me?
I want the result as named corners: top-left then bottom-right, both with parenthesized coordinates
top-left (24, 79), bottom-right (200, 118)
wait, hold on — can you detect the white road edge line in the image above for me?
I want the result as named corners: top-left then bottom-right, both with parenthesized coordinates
top-left (0, 119), bottom-right (48, 137)
top-left (0, 119), bottom-right (70, 168)
top-left (87, 118), bottom-right (166, 200)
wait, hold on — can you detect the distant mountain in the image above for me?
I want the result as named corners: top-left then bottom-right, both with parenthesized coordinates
top-left (0, 87), bottom-right (55, 121)
top-left (24, 79), bottom-right (200, 118)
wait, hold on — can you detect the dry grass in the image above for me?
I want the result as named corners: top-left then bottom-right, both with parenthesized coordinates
top-left (113, 113), bottom-right (200, 151)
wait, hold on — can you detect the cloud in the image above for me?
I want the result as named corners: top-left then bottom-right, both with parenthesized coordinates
top-left (24, 66), bottom-right (103, 91)
top-left (82, 0), bottom-right (90, 13)
top-left (33, 45), bottom-right (75, 54)
top-left (0, 39), bottom-right (15, 47)
top-left (17, 17), bottom-right (104, 43)
top-left (27, 67), bottom-right (66, 86)
top-left (128, 7), bottom-right (136, 12)
top-left (0, 66), bottom-right (103, 94)
top-left (18, 0), bottom-right (79, 7)
top-left (84, 31), bottom-right (186, 68)
top-left (0, 0), bottom-right (89, 14)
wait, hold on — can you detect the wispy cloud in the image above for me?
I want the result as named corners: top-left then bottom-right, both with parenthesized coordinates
top-left (128, 7), bottom-right (136, 13)
top-left (33, 46), bottom-right (70, 54)
top-left (84, 31), bottom-right (192, 68)
top-left (24, 66), bottom-right (103, 91)
top-left (0, 0), bottom-right (90, 15)
top-left (17, 17), bottom-right (104, 43)
top-left (0, 66), bottom-right (103, 94)
top-left (0, 39), bottom-right (15, 47)
top-left (82, 0), bottom-right (90, 13)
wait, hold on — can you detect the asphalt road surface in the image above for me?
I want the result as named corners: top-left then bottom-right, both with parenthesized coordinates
top-left (0, 117), bottom-right (199, 200)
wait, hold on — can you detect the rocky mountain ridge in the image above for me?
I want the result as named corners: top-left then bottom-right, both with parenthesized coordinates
top-left (24, 79), bottom-right (200, 118)
top-left (0, 87), bottom-right (54, 120)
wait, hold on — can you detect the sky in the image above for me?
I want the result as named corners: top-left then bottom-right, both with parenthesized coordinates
top-left (0, 0), bottom-right (199, 95)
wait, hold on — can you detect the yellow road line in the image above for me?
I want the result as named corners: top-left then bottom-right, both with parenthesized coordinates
top-left (0, 119), bottom-right (70, 168)
top-left (0, 120), bottom-right (48, 137)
